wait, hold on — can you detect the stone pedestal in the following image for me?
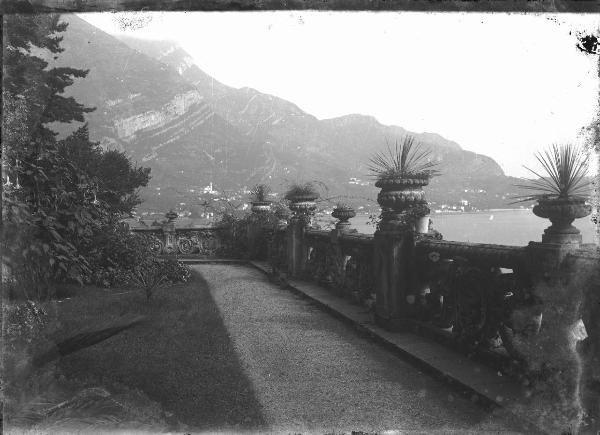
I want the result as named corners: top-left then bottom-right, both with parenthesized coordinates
top-left (373, 229), bottom-right (416, 331)
top-left (513, 241), bottom-right (592, 433)
top-left (287, 216), bottom-right (308, 278)
top-left (285, 199), bottom-right (316, 277)
top-left (161, 210), bottom-right (178, 254)
top-left (246, 204), bottom-right (272, 260)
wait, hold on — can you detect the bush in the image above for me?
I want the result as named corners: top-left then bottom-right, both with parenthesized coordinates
top-left (85, 225), bottom-right (155, 288)
top-left (216, 207), bottom-right (283, 259)
top-left (161, 258), bottom-right (192, 284)
top-left (119, 258), bottom-right (191, 301)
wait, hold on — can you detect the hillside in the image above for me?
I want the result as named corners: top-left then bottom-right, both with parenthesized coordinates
top-left (50, 15), bottom-right (522, 213)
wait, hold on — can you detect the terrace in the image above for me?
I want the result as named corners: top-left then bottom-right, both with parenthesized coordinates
top-left (130, 189), bottom-right (600, 433)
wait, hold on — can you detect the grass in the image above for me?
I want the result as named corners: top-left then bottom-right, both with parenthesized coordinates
top-left (29, 271), bottom-right (266, 432)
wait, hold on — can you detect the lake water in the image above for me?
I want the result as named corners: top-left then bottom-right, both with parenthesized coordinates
top-left (343, 209), bottom-right (598, 246)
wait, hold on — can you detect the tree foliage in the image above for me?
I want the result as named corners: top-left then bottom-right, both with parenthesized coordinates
top-left (2, 14), bottom-right (150, 299)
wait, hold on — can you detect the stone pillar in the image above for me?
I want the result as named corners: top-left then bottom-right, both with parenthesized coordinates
top-left (507, 200), bottom-right (596, 432)
top-left (579, 255), bottom-right (600, 431)
top-left (286, 215), bottom-right (310, 277)
top-left (513, 240), bottom-right (595, 433)
top-left (371, 175), bottom-right (431, 331)
top-left (373, 228), bottom-right (416, 331)
top-left (286, 201), bottom-right (315, 278)
top-left (161, 210), bottom-right (178, 254)
top-left (247, 202), bottom-right (271, 260)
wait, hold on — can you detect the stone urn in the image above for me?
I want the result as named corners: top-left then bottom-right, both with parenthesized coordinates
top-left (375, 175), bottom-right (429, 230)
top-left (332, 205), bottom-right (356, 232)
top-left (288, 192), bottom-right (319, 217)
top-left (165, 209), bottom-right (178, 223)
top-left (251, 201), bottom-right (272, 213)
top-left (533, 196), bottom-right (592, 244)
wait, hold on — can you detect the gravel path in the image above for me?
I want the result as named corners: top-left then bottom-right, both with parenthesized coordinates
top-left (194, 264), bottom-right (525, 434)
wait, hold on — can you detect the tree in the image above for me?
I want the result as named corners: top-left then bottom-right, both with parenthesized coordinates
top-left (57, 125), bottom-right (151, 218)
top-left (2, 13), bottom-right (150, 298)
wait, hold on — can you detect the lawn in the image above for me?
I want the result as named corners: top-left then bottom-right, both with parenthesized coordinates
top-left (5, 270), bottom-right (267, 433)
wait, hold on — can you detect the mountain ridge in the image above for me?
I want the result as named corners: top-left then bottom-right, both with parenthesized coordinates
top-left (116, 35), bottom-right (472, 157)
top-left (52, 15), bottom-right (517, 213)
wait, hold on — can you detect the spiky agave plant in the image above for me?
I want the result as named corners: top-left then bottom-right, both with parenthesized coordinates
top-left (368, 135), bottom-right (440, 180)
top-left (513, 143), bottom-right (592, 203)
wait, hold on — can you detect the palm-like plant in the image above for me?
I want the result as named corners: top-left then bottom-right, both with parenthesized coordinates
top-left (129, 259), bottom-right (169, 301)
top-left (249, 184), bottom-right (271, 203)
top-left (513, 144), bottom-right (591, 203)
top-left (368, 135), bottom-right (440, 180)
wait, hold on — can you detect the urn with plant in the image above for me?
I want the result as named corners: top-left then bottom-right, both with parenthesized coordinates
top-left (249, 183), bottom-right (272, 213)
top-left (332, 202), bottom-right (356, 231)
top-left (284, 182), bottom-right (320, 217)
top-left (368, 136), bottom-right (439, 231)
top-left (514, 143), bottom-right (592, 244)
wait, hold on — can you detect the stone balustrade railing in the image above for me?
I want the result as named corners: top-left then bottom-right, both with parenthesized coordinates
top-left (415, 238), bottom-right (527, 269)
top-left (304, 229), bottom-right (375, 303)
top-left (270, 200), bottom-right (599, 430)
top-left (130, 220), bottom-right (229, 257)
top-left (299, 226), bottom-right (536, 365)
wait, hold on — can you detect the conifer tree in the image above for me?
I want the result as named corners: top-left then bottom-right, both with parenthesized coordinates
top-left (2, 13), bottom-right (149, 298)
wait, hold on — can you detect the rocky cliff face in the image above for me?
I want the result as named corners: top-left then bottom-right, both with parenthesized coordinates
top-left (114, 90), bottom-right (205, 140)
top-left (50, 15), bottom-right (518, 212)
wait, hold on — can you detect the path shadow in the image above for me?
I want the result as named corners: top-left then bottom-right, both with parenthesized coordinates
top-left (59, 270), bottom-right (267, 432)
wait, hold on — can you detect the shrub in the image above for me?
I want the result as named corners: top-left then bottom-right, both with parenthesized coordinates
top-left (215, 206), bottom-right (284, 259)
top-left (161, 258), bottom-right (192, 284)
top-left (120, 258), bottom-right (191, 301)
top-left (85, 224), bottom-right (153, 287)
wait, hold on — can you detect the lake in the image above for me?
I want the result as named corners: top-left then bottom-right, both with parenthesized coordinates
top-left (341, 209), bottom-right (598, 246)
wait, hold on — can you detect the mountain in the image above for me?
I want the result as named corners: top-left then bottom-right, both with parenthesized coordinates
top-left (50, 15), bottom-right (520, 213)
top-left (117, 34), bottom-right (507, 186)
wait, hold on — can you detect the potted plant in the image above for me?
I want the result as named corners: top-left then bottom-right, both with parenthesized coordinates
top-left (331, 202), bottom-right (356, 231)
top-left (514, 143), bottom-right (592, 244)
top-left (284, 182), bottom-right (320, 215)
top-left (249, 184), bottom-right (272, 213)
top-left (368, 135), bottom-right (439, 230)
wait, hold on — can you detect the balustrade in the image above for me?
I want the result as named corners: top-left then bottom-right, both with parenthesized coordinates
top-left (269, 196), bottom-right (599, 428)
top-left (130, 211), bottom-right (228, 257)
top-left (304, 229), bottom-right (375, 304)
top-left (133, 198), bottom-right (599, 429)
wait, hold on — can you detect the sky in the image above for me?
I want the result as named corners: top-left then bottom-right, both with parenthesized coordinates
top-left (79, 12), bottom-right (599, 178)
